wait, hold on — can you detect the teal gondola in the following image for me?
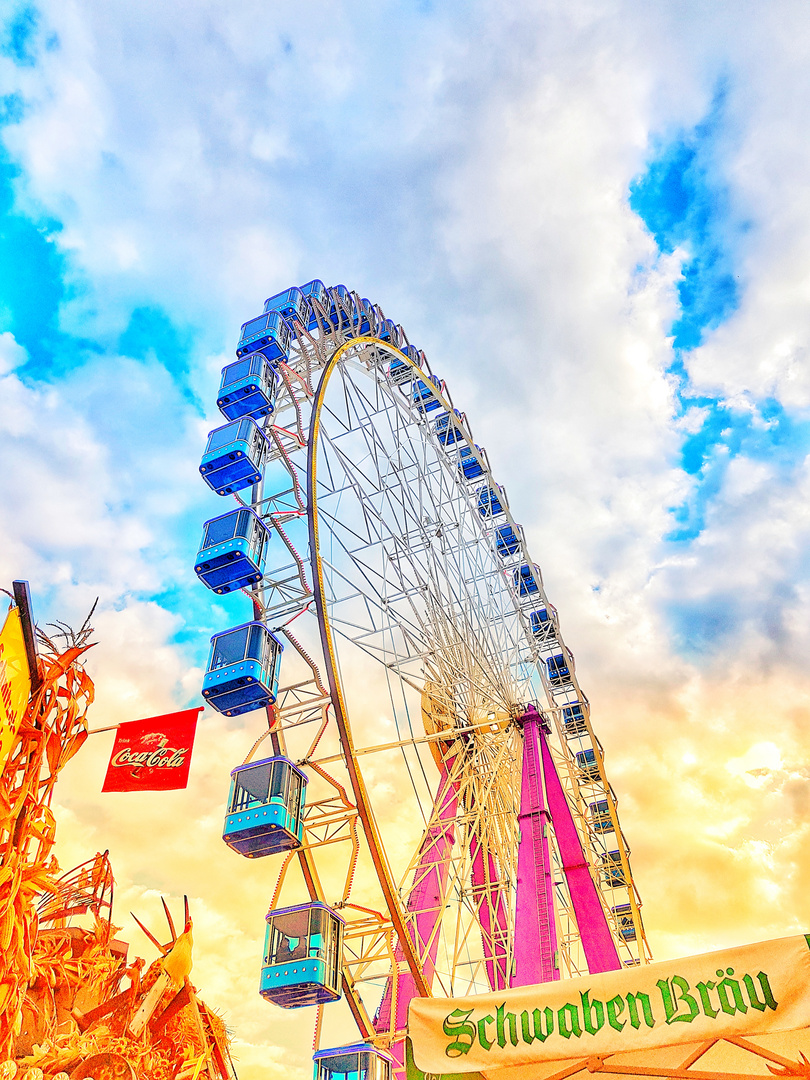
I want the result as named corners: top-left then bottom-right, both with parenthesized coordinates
top-left (313, 1044), bottom-right (394, 1080)
top-left (223, 755), bottom-right (307, 857)
top-left (260, 902), bottom-right (344, 1008)
top-left (202, 621), bottom-right (283, 717)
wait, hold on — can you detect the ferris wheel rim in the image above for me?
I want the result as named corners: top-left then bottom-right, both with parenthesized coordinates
top-left (306, 334), bottom-right (432, 1002)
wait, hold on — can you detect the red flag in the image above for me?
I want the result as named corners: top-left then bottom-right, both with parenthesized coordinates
top-left (102, 708), bottom-right (202, 793)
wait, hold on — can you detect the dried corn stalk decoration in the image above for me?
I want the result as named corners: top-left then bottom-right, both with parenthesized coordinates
top-left (0, 602), bottom-right (235, 1080)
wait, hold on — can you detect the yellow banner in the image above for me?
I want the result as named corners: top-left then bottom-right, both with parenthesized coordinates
top-left (409, 935), bottom-right (810, 1075)
top-left (0, 606), bottom-right (31, 768)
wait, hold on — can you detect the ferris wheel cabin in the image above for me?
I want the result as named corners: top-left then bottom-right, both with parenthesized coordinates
top-left (356, 298), bottom-right (375, 335)
top-left (477, 484), bottom-right (506, 516)
top-left (313, 1044), bottom-right (394, 1080)
top-left (264, 285), bottom-right (306, 323)
top-left (458, 444), bottom-right (485, 480)
top-left (202, 621), bottom-right (283, 716)
top-left (217, 355), bottom-right (279, 421)
top-left (529, 605), bottom-right (553, 637)
top-left (514, 563), bottom-right (541, 597)
top-left (411, 374), bottom-right (443, 413)
top-left (223, 755), bottom-right (307, 857)
top-left (612, 903), bottom-right (637, 941)
top-left (260, 902), bottom-right (344, 1007)
top-left (576, 747), bottom-right (600, 781)
top-left (194, 508), bottom-right (271, 594)
top-left (602, 850), bottom-right (627, 887)
top-left (199, 417), bottom-right (269, 496)
top-left (495, 523), bottom-right (520, 558)
top-left (328, 285), bottom-right (352, 331)
top-left (562, 702), bottom-right (587, 735)
top-left (235, 309), bottom-right (290, 361)
top-left (544, 649), bottom-right (572, 686)
top-left (300, 279), bottom-right (329, 331)
top-left (387, 344), bottom-right (423, 385)
top-left (589, 798), bottom-right (613, 833)
top-left (434, 409), bottom-right (465, 446)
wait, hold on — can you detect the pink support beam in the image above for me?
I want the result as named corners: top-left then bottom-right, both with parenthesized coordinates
top-left (469, 833), bottom-right (509, 990)
top-left (539, 726), bottom-right (622, 974)
top-left (376, 759), bottom-right (459, 1035)
top-left (513, 705), bottom-right (559, 986)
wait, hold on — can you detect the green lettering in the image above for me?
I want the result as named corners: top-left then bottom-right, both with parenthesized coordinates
top-left (715, 969), bottom-right (747, 1016)
top-left (478, 1014), bottom-right (495, 1051)
top-left (581, 991), bottom-right (605, 1036)
top-left (657, 976), bottom-right (698, 1024)
top-left (606, 995), bottom-right (625, 1032)
top-left (557, 1002), bottom-right (582, 1039)
top-left (520, 1006), bottom-right (554, 1045)
top-left (443, 1008), bottom-right (475, 1058)
top-left (696, 980), bottom-right (718, 1019)
top-left (755, 971), bottom-right (777, 1011)
top-left (496, 1003), bottom-right (518, 1048)
top-left (626, 991), bottom-right (655, 1030)
top-left (743, 973), bottom-right (773, 1012)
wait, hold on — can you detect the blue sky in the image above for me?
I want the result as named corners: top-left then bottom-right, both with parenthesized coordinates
top-left (3, 2), bottom-right (810, 1077)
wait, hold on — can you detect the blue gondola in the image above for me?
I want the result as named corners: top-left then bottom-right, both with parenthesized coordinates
top-left (514, 563), bottom-right (540, 596)
top-left (194, 508), bottom-right (271, 594)
top-left (264, 286), bottom-right (306, 322)
top-left (328, 284), bottom-right (351, 331)
top-left (217, 354), bottom-right (278, 421)
top-left (602, 850), bottom-right (626, 887)
top-left (477, 485), bottom-right (505, 517)
top-left (223, 755), bottom-right (307, 857)
top-left (313, 1044), bottom-right (394, 1080)
top-left (202, 621), bottom-right (283, 717)
top-left (199, 418), bottom-right (268, 496)
top-left (576, 748), bottom-right (599, 780)
top-left (412, 374), bottom-right (443, 413)
top-left (357, 298), bottom-right (375, 335)
top-left (377, 319), bottom-right (403, 349)
top-left (301, 279), bottom-right (329, 332)
top-left (260, 902), bottom-right (344, 1007)
top-left (434, 409), bottom-right (465, 446)
top-left (342, 297), bottom-right (375, 340)
top-left (388, 344), bottom-right (422, 385)
top-left (612, 903), bottom-right (636, 941)
top-left (235, 310), bottom-right (290, 361)
top-left (495, 524), bottom-right (520, 558)
top-left (589, 799), bottom-right (613, 834)
top-left (562, 702), bottom-right (586, 734)
top-left (544, 650), bottom-right (572, 686)
top-left (459, 444), bottom-right (485, 480)
top-left (529, 606), bottom-right (552, 636)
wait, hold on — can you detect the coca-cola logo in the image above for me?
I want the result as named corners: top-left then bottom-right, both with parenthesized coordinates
top-left (102, 709), bottom-right (201, 793)
top-left (111, 745), bottom-right (189, 770)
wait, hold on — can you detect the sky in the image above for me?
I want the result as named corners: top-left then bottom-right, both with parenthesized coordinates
top-left (3, 1), bottom-right (810, 1077)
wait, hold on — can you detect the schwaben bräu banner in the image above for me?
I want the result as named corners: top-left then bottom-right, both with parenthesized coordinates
top-left (409, 934), bottom-right (810, 1074)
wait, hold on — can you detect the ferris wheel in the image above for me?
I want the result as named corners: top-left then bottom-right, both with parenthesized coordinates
top-left (194, 281), bottom-right (652, 1080)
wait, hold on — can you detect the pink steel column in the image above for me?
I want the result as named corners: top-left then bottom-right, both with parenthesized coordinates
top-left (376, 759), bottom-right (459, 1035)
top-left (513, 704), bottom-right (559, 985)
top-left (539, 726), bottom-right (622, 973)
top-left (469, 834), bottom-right (509, 990)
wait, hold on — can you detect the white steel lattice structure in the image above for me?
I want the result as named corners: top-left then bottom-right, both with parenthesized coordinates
top-left (198, 282), bottom-right (651, 1072)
